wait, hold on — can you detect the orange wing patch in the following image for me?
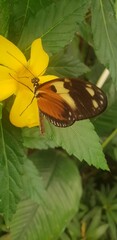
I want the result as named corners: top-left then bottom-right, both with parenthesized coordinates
top-left (38, 90), bottom-right (76, 127)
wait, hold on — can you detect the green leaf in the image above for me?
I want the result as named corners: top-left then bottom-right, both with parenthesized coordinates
top-left (106, 211), bottom-right (117, 240)
top-left (91, 0), bottom-right (117, 88)
top-left (47, 37), bottom-right (90, 77)
top-left (0, 0), bottom-right (10, 36)
top-left (0, 119), bottom-right (25, 224)
top-left (60, 214), bottom-right (81, 239)
top-left (10, 149), bottom-right (82, 240)
top-left (95, 225), bottom-right (109, 239)
top-left (105, 135), bottom-right (117, 161)
top-left (22, 119), bottom-right (108, 170)
top-left (86, 208), bottom-right (108, 239)
top-left (86, 61), bottom-right (106, 85)
top-left (22, 157), bottom-right (47, 203)
top-left (44, 120), bottom-right (108, 170)
top-left (18, 0), bottom-right (90, 53)
top-left (77, 21), bottom-right (93, 46)
top-left (8, 0), bottom-right (53, 44)
top-left (22, 127), bottom-right (55, 149)
top-left (93, 99), bottom-right (117, 136)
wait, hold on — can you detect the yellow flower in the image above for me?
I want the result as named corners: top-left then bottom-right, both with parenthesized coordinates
top-left (0, 35), bottom-right (58, 127)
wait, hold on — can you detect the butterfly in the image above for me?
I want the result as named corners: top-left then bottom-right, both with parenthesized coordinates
top-left (31, 77), bottom-right (107, 128)
top-left (7, 51), bottom-right (107, 131)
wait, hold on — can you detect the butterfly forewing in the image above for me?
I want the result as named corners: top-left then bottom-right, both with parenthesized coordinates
top-left (66, 79), bottom-right (107, 119)
top-left (36, 78), bottom-right (107, 127)
top-left (36, 81), bottom-right (76, 127)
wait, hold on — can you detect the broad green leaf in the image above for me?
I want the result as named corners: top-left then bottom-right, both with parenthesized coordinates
top-left (47, 37), bottom-right (89, 77)
top-left (0, 118), bottom-right (25, 224)
top-left (18, 0), bottom-right (90, 53)
top-left (91, 0), bottom-right (117, 88)
top-left (44, 120), bottom-right (108, 170)
top-left (77, 21), bottom-right (93, 46)
top-left (22, 119), bottom-right (108, 170)
top-left (10, 150), bottom-right (82, 240)
top-left (22, 126), bottom-right (55, 149)
top-left (8, 0), bottom-right (53, 44)
top-left (86, 61), bottom-right (106, 85)
top-left (0, 0), bottom-right (10, 36)
top-left (22, 157), bottom-right (47, 203)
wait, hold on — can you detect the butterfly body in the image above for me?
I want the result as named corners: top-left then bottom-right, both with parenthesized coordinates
top-left (31, 78), bottom-right (107, 128)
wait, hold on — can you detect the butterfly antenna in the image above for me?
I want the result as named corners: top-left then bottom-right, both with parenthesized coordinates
top-left (20, 96), bottom-right (35, 116)
top-left (7, 51), bottom-right (36, 78)
top-left (9, 73), bottom-right (33, 93)
top-left (9, 73), bottom-right (36, 115)
top-left (7, 51), bottom-right (48, 78)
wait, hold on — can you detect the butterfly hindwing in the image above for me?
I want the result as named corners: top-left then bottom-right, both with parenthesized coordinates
top-left (36, 78), bottom-right (107, 127)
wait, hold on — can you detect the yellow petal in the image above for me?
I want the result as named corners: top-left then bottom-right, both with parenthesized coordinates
top-left (0, 80), bottom-right (16, 101)
top-left (10, 88), bottom-right (39, 127)
top-left (0, 66), bottom-right (16, 101)
top-left (29, 38), bottom-right (49, 76)
top-left (39, 75), bottom-right (59, 84)
top-left (0, 35), bottom-right (27, 71)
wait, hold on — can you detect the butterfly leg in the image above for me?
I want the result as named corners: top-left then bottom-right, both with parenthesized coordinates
top-left (39, 111), bottom-right (45, 134)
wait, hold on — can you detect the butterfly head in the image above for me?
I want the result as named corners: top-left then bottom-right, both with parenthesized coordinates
top-left (31, 77), bottom-right (40, 95)
top-left (31, 77), bottom-right (39, 85)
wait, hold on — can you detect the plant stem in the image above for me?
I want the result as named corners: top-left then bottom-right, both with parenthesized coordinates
top-left (102, 128), bottom-right (117, 149)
